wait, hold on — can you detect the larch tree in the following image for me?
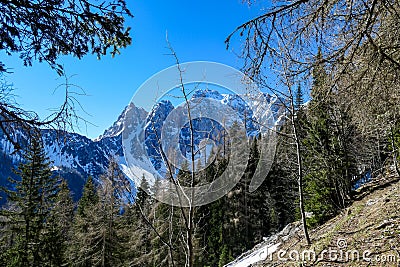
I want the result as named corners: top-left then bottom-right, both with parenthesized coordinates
top-left (70, 159), bottom-right (127, 267)
top-left (226, 0), bottom-right (400, 243)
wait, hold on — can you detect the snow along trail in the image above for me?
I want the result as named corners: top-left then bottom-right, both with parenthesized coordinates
top-left (224, 173), bottom-right (381, 267)
top-left (224, 242), bottom-right (281, 267)
top-left (224, 222), bottom-right (302, 267)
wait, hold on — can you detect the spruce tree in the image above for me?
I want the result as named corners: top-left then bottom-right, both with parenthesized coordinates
top-left (303, 51), bottom-right (337, 225)
top-left (302, 49), bottom-right (357, 225)
top-left (69, 175), bottom-right (99, 266)
top-left (1, 135), bottom-right (59, 267)
top-left (125, 175), bottom-right (153, 266)
top-left (194, 158), bottom-right (226, 267)
top-left (95, 160), bottom-right (125, 267)
top-left (136, 175), bottom-right (150, 210)
top-left (295, 84), bottom-right (304, 111)
top-left (218, 244), bottom-right (233, 267)
top-left (76, 175), bottom-right (98, 217)
top-left (42, 179), bottom-right (74, 266)
top-left (71, 159), bottom-right (126, 267)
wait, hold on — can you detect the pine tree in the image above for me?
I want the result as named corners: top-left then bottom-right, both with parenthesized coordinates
top-left (265, 125), bottom-right (298, 231)
top-left (42, 179), bottom-right (74, 266)
top-left (76, 175), bottom-right (98, 217)
top-left (295, 84), bottom-right (304, 111)
top-left (218, 244), bottom-right (233, 267)
top-left (95, 160), bottom-right (125, 267)
top-left (302, 50), bottom-right (357, 225)
top-left (203, 197), bottom-right (225, 267)
top-left (194, 136), bottom-right (290, 265)
top-left (71, 159), bottom-right (126, 267)
top-left (1, 135), bottom-right (59, 267)
top-left (124, 175), bottom-right (153, 266)
top-left (194, 158), bottom-right (226, 267)
top-left (303, 52), bottom-right (337, 225)
top-left (69, 175), bottom-right (99, 266)
top-left (136, 175), bottom-right (150, 210)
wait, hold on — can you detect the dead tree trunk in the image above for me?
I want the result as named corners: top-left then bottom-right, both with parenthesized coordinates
top-left (289, 94), bottom-right (311, 246)
top-left (390, 126), bottom-right (400, 177)
top-left (276, 77), bottom-right (313, 246)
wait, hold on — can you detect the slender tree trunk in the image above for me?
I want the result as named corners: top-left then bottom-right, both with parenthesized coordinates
top-left (26, 166), bottom-right (35, 265)
top-left (186, 87), bottom-right (195, 267)
top-left (289, 91), bottom-right (311, 246)
top-left (173, 44), bottom-right (195, 267)
top-left (102, 228), bottom-right (106, 267)
top-left (390, 126), bottom-right (399, 177)
top-left (293, 122), bottom-right (311, 246)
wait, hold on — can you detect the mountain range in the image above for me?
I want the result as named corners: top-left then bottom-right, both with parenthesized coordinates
top-left (0, 89), bottom-right (281, 203)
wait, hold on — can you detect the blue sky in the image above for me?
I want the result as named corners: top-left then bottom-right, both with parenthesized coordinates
top-left (0, 0), bottom-right (266, 139)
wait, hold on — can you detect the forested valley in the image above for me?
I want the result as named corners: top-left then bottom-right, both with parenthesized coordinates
top-left (0, 0), bottom-right (399, 266)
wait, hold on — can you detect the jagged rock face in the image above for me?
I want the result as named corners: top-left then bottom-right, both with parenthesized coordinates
top-left (129, 89), bottom-right (276, 178)
top-left (144, 100), bottom-right (175, 172)
top-left (0, 104), bottom-right (147, 203)
top-left (0, 89), bottom-right (280, 203)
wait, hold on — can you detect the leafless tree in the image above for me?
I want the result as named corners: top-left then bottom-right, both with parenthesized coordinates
top-left (226, 0), bottom-right (400, 136)
top-left (0, 72), bottom-right (89, 150)
top-left (226, 0), bottom-right (400, 242)
top-left (0, 0), bottom-right (133, 149)
top-left (227, 0), bottom-right (399, 79)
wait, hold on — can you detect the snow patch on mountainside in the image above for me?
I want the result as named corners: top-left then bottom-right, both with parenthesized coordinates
top-left (1, 89), bottom-right (282, 201)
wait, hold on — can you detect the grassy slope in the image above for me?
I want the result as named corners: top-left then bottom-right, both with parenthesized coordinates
top-left (259, 172), bottom-right (400, 267)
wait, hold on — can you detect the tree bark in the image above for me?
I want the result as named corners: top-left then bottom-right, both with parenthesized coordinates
top-left (289, 90), bottom-right (311, 246)
top-left (390, 126), bottom-right (400, 178)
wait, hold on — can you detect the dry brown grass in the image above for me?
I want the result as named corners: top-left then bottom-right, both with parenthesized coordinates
top-left (258, 173), bottom-right (400, 267)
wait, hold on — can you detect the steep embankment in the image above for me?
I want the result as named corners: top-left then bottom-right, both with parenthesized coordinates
top-left (226, 171), bottom-right (400, 267)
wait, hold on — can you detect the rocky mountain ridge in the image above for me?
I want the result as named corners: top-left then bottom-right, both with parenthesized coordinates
top-left (0, 89), bottom-right (280, 202)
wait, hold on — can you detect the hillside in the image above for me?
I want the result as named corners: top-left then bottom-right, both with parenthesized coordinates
top-left (226, 171), bottom-right (400, 267)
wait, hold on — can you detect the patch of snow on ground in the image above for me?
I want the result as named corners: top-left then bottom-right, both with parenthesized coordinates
top-left (225, 243), bottom-right (281, 267)
top-left (224, 222), bottom-right (302, 267)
